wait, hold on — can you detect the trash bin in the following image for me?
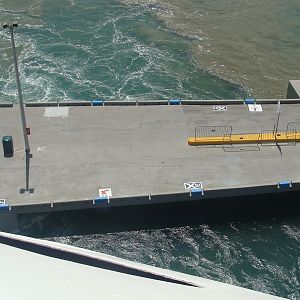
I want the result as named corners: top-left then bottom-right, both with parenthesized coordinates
top-left (2, 135), bottom-right (14, 157)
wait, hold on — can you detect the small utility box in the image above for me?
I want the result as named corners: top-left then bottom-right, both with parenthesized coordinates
top-left (2, 135), bottom-right (14, 157)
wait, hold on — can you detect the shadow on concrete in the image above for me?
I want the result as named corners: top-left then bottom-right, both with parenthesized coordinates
top-left (17, 191), bottom-right (300, 238)
top-left (19, 151), bottom-right (34, 194)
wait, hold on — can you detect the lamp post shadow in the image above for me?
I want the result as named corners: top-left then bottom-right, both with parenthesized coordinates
top-left (20, 150), bottom-right (34, 194)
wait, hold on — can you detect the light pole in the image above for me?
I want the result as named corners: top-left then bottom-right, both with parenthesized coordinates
top-left (3, 22), bottom-right (31, 190)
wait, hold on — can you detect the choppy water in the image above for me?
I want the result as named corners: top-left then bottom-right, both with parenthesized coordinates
top-left (1, 0), bottom-right (299, 101)
top-left (1, 1), bottom-right (300, 299)
top-left (0, 0), bottom-right (244, 102)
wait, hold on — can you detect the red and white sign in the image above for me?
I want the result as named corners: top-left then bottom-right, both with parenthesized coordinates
top-left (98, 188), bottom-right (112, 198)
top-left (248, 104), bottom-right (263, 112)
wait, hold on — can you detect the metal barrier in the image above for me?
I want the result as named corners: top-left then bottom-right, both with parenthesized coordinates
top-left (222, 132), bottom-right (260, 152)
top-left (189, 123), bottom-right (300, 147)
top-left (194, 125), bottom-right (232, 140)
top-left (287, 121), bottom-right (300, 133)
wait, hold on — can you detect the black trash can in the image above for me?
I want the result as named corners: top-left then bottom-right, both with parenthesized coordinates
top-left (2, 135), bottom-right (14, 157)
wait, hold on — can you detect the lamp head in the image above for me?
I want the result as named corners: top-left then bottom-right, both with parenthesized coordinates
top-left (2, 23), bottom-right (8, 29)
top-left (12, 22), bottom-right (18, 28)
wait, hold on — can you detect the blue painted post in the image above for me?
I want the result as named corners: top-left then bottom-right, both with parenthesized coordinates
top-left (169, 99), bottom-right (181, 105)
top-left (244, 98), bottom-right (256, 105)
top-left (91, 99), bottom-right (104, 106)
top-left (278, 181), bottom-right (292, 189)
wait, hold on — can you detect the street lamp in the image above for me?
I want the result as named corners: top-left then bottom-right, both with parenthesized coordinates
top-left (3, 22), bottom-right (30, 154)
top-left (3, 22), bottom-right (31, 190)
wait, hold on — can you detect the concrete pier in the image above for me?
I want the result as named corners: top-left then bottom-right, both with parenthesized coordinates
top-left (287, 80), bottom-right (300, 99)
top-left (1, 96), bottom-right (300, 219)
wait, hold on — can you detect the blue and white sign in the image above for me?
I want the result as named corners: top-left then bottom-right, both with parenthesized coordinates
top-left (184, 182), bottom-right (203, 190)
top-left (213, 106), bottom-right (227, 111)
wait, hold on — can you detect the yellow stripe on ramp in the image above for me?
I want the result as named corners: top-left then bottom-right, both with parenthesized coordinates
top-left (188, 132), bottom-right (300, 146)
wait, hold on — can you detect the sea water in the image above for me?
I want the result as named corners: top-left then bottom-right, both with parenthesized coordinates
top-left (0, 1), bottom-right (299, 299)
top-left (122, 0), bottom-right (300, 98)
top-left (0, 0), bottom-right (299, 101)
top-left (18, 195), bottom-right (300, 299)
top-left (0, 0), bottom-right (244, 102)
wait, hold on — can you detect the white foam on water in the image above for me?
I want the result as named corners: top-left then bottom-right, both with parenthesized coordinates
top-left (281, 224), bottom-right (300, 243)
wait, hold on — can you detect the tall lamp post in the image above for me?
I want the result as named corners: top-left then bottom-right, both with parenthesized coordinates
top-left (3, 22), bottom-right (31, 190)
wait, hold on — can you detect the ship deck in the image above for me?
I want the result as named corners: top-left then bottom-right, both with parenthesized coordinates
top-left (1, 100), bottom-right (300, 214)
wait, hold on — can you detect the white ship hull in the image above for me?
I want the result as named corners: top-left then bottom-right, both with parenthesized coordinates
top-left (0, 232), bottom-right (286, 300)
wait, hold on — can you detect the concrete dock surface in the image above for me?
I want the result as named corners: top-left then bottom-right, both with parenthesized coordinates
top-left (1, 100), bottom-right (300, 213)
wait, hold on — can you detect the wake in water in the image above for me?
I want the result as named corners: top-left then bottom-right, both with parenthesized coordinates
top-left (122, 0), bottom-right (300, 98)
top-left (17, 194), bottom-right (300, 299)
top-left (0, 0), bottom-right (243, 102)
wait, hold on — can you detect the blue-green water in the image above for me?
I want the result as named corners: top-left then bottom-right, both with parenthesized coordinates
top-left (0, 0), bottom-right (244, 102)
top-left (1, 1), bottom-right (300, 299)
